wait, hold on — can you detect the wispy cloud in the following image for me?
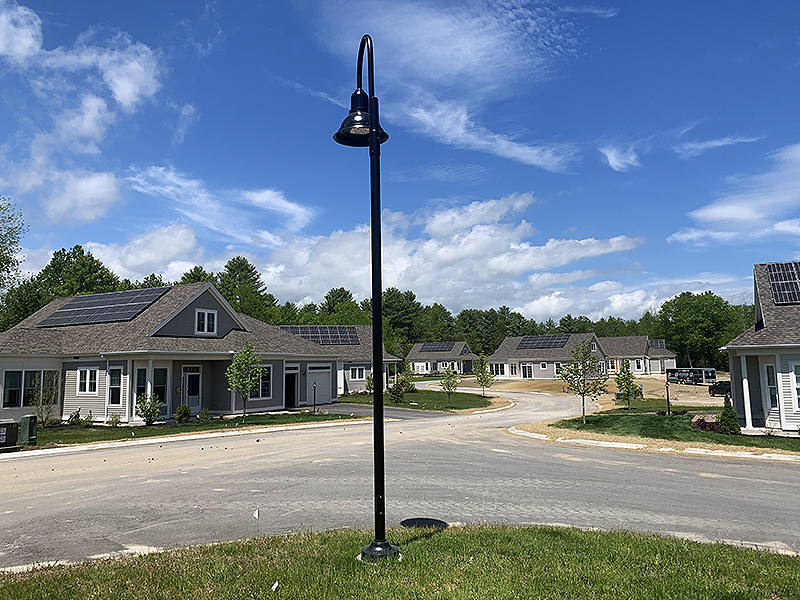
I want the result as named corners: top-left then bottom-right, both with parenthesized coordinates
top-left (673, 135), bottom-right (762, 159)
top-left (670, 142), bottom-right (800, 244)
top-left (599, 145), bottom-right (641, 172)
top-left (306, 0), bottom-right (582, 171)
top-left (171, 102), bottom-right (200, 145)
top-left (389, 163), bottom-right (487, 183)
top-left (560, 5), bottom-right (619, 18)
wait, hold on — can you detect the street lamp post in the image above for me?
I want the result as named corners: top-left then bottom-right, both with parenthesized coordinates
top-left (333, 33), bottom-right (399, 562)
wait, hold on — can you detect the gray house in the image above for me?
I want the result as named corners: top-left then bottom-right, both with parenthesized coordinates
top-left (0, 283), bottom-right (338, 424)
top-left (488, 333), bottom-right (606, 379)
top-left (406, 341), bottom-right (478, 375)
top-left (598, 336), bottom-right (676, 375)
top-left (279, 325), bottom-right (400, 394)
top-left (722, 261), bottom-right (800, 434)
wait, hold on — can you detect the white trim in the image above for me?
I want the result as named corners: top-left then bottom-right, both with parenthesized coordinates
top-left (740, 355), bottom-right (753, 429)
top-left (539, 362), bottom-right (547, 370)
top-left (106, 366), bottom-right (123, 407)
top-left (194, 308), bottom-right (218, 336)
top-left (77, 367), bottom-right (99, 396)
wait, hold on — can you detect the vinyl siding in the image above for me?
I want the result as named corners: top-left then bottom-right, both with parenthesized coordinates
top-left (62, 361), bottom-right (106, 421)
top-left (779, 353), bottom-right (800, 432)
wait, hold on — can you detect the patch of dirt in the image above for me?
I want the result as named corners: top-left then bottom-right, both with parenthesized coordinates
top-left (454, 396), bottom-right (514, 414)
top-left (460, 374), bottom-right (725, 406)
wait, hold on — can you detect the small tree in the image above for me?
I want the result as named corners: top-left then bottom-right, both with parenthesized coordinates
top-left (226, 340), bottom-right (265, 424)
top-left (614, 360), bottom-right (636, 407)
top-left (400, 360), bottom-right (416, 393)
top-left (559, 341), bottom-right (608, 424)
top-left (136, 393), bottom-right (162, 426)
top-left (364, 372), bottom-right (374, 394)
top-left (440, 366), bottom-right (460, 409)
top-left (473, 352), bottom-right (495, 397)
top-left (718, 394), bottom-right (741, 435)
top-left (33, 371), bottom-right (60, 426)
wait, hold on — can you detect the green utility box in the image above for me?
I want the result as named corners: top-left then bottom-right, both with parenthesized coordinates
top-left (19, 414), bottom-right (37, 446)
top-left (0, 421), bottom-right (19, 453)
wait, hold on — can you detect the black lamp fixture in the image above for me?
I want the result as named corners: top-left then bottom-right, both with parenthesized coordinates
top-left (333, 33), bottom-right (398, 563)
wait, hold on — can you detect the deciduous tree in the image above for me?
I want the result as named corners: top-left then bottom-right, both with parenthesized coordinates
top-left (559, 341), bottom-right (608, 424)
top-left (225, 340), bottom-right (265, 424)
top-left (473, 352), bottom-right (495, 397)
top-left (614, 360), bottom-right (636, 407)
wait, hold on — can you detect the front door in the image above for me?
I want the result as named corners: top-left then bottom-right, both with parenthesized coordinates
top-left (182, 366), bottom-right (201, 411)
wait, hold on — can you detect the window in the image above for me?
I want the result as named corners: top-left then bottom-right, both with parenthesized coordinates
top-left (590, 342), bottom-right (597, 352)
top-left (635, 359), bottom-right (642, 371)
top-left (195, 309), bottom-right (217, 335)
top-left (540, 362), bottom-right (547, 370)
top-left (350, 367), bottom-right (365, 380)
top-left (555, 362), bottom-right (562, 375)
top-left (136, 368), bottom-right (147, 399)
top-left (794, 365), bottom-right (800, 410)
top-left (3, 371), bottom-right (21, 408)
top-left (521, 364), bottom-right (533, 379)
top-left (509, 363), bottom-right (518, 376)
top-left (108, 368), bottom-right (122, 405)
top-left (250, 366), bottom-right (272, 399)
top-left (607, 359), bottom-right (616, 371)
top-left (765, 365), bottom-right (778, 410)
top-left (153, 368), bottom-right (168, 404)
top-left (489, 363), bottom-right (505, 376)
top-left (23, 371), bottom-right (41, 407)
top-left (77, 368), bottom-right (98, 394)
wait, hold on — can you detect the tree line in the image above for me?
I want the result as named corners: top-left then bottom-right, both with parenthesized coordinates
top-left (0, 244), bottom-right (754, 371)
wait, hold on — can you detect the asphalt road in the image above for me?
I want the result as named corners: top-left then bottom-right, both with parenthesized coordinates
top-left (1, 389), bottom-right (798, 570)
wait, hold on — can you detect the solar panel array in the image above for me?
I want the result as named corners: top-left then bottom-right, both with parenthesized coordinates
top-left (280, 325), bottom-right (360, 345)
top-left (37, 287), bottom-right (170, 328)
top-left (516, 334), bottom-right (570, 350)
top-left (766, 261), bottom-right (800, 305)
top-left (649, 339), bottom-right (666, 349)
top-left (420, 341), bottom-right (455, 352)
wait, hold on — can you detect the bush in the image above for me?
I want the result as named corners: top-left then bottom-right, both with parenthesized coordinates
top-left (387, 382), bottom-right (406, 404)
top-left (136, 393), bottom-right (162, 426)
top-left (81, 411), bottom-right (94, 428)
top-left (718, 394), bottom-right (741, 435)
top-left (107, 413), bottom-right (121, 428)
top-left (175, 404), bottom-right (191, 424)
top-left (365, 373), bottom-right (374, 394)
top-left (197, 407), bottom-right (212, 423)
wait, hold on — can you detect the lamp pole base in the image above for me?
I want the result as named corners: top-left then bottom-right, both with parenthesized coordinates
top-left (360, 539), bottom-right (400, 563)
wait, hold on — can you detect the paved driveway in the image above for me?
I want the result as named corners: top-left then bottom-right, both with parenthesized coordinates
top-left (1, 389), bottom-right (798, 570)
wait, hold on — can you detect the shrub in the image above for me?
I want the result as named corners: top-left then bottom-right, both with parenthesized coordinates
top-left (81, 411), bottom-right (94, 428)
top-left (175, 404), bottom-right (191, 424)
top-left (136, 393), bottom-right (162, 426)
top-left (365, 373), bottom-right (374, 394)
top-left (718, 394), bottom-right (741, 435)
top-left (387, 382), bottom-right (406, 404)
top-left (197, 407), bottom-right (212, 423)
top-left (107, 413), bottom-right (121, 428)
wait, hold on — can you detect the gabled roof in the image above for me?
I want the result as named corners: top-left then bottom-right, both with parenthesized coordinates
top-left (598, 336), bottom-right (674, 359)
top-left (406, 341), bottom-right (478, 362)
top-left (489, 333), bottom-right (603, 361)
top-left (279, 325), bottom-right (400, 362)
top-left (723, 262), bottom-right (800, 349)
top-left (0, 284), bottom-right (334, 358)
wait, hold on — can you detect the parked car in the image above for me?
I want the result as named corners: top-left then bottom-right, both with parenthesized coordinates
top-left (708, 380), bottom-right (731, 396)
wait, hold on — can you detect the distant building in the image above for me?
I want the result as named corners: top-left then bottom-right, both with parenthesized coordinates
top-left (406, 341), bottom-right (478, 375)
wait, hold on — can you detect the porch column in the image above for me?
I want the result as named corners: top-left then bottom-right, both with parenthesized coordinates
top-left (776, 353), bottom-right (785, 430)
top-left (740, 354), bottom-right (753, 429)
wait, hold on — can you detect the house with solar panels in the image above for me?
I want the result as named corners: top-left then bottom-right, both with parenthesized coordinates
top-left (598, 336), bottom-right (676, 375)
top-left (488, 333), bottom-right (605, 379)
top-left (0, 283), bottom-right (339, 424)
top-left (279, 325), bottom-right (401, 395)
top-left (721, 261), bottom-right (800, 434)
top-left (406, 341), bottom-right (478, 375)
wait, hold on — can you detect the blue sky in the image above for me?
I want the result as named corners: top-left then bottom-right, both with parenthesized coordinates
top-left (1, 0), bottom-right (798, 321)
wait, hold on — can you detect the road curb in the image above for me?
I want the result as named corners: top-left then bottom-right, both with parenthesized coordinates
top-left (507, 426), bottom-right (800, 462)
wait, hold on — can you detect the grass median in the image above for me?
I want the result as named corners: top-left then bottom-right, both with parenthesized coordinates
top-left (343, 389), bottom-right (491, 412)
top-left (2, 526), bottom-right (798, 600)
top-left (32, 412), bottom-right (361, 448)
top-left (552, 413), bottom-right (800, 453)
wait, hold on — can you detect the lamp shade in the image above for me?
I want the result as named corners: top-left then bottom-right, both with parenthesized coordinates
top-left (333, 88), bottom-right (388, 147)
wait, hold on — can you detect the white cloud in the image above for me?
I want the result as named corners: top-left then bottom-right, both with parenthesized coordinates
top-left (310, 0), bottom-right (581, 171)
top-left (599, 145), bottom-right (641, 172)
top-left (671, 142), bottom-right (800, 245)
top-left (84, 224), bottom-right (198, 280)
top-left (128, 165), bottom-right (317, 244)
top-left (171, 102), bottom-right (199, 145)
top-left (560, 5), bottom-right (620, 18)
top-left (43, 170), bottom-right (121, 223)
top-left (589, 280), bottom-right (623, 293)
top-left (527, 270), bottom-right (602, 288)
top-left (673, 135), bottom-right (761, 159)
top-left (0, 0), bottom-right (42, 64)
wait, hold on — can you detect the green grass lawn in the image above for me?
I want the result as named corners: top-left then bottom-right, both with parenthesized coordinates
top-left (32, 412), bottom-right (360, 448)
top-left (343, 389), bottom-right (491, 412)
top-left (553, 413), bottom-right (800, 452)
top-left (1, 526), bottom-right (798, 600)
top-left (606, 398), bottom-right (722, 413)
